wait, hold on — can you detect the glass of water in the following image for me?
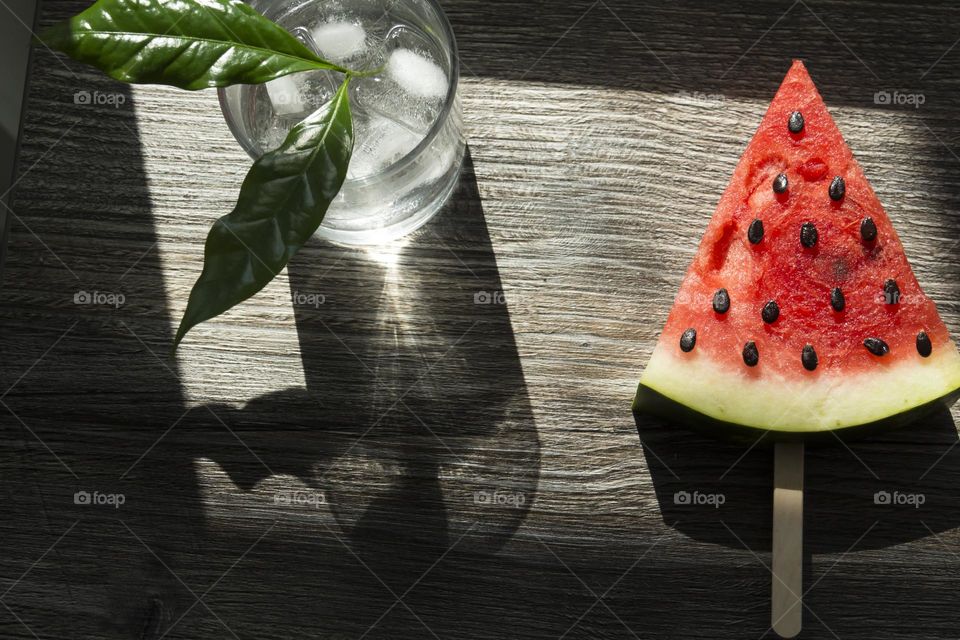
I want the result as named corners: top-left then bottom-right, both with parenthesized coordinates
top-left (218, 0), bottom-right (465, 245)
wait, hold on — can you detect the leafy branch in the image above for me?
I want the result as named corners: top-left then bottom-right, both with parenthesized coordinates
top-left (174, 78), bottom-right (353, 347)
top-left (40, 0), bottom-right (352, 88)
top-left (39, 0), bottom-right (365, 348)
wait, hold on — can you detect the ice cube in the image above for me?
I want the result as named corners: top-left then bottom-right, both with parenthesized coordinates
top-left (370, 115), bottom-right (423, 162)
top-left (264, 69), bottom-right (338, 123)
top-left (353, 74), bottom-right (441, 134)
top-left (264, 75), bottom-right (306, 117)
top-left (353, 58), bottom-right (446, 132)
top-left (312, 21), bottom-right (367, 64)
top-left (296, 71), bottom-right (338, 111)
top-left (259, 122), bottom-right (290, 153)
top-left (347, 113), bottom-right (424, 180)
top-left (351, 25), bottom-right (449, 131)
top-left (386, 49), bottom-right (447, 100)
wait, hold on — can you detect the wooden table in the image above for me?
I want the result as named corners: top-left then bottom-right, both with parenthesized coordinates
top-left (3, 1), bottom-right (960, 638)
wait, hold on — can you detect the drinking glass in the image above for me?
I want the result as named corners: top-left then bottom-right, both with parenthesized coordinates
top-left (219, 0), bottom-right (465, 245)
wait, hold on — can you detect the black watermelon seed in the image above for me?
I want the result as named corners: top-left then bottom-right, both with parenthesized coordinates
top-left (801, 344), bottom-right (818, 371)
top-left (761, 300), bottom-right (780, 324)
top-left (800, 222), bottom-right (818, 248)
top-left (748, 218), bottom-right (765, 244)
top-left (829, 176), bottom-right (846, 201)
top-left (864, 337), bottom-right (890, 356)
top-left (773, 173), bottom-right (788, 194)
top-left (830, 287), bottom-right (845, 312)
top-left (884, 279), bottom-right (901, 304)
top-left (713, 288), bottom-right (730, 314)
top-left (680, 328), bottom-right (697, 352)
top-left (743, 341), bottom-right (759, 367)
top-left (916, 331), bottom-right (932, 357)
top-left (788, 111), bottom-right (804, 133)
top-left (860, 217), bottom-right (878, 242)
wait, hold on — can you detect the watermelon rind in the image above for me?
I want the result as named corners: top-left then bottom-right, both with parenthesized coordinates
top-left (634, 346), bottom-right (960, 440)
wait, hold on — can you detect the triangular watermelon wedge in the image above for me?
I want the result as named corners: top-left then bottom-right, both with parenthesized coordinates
top-left (634, 60), bottom-right (960, 438)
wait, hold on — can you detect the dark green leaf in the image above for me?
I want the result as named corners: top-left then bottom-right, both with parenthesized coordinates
top-left (39, 0), bottom-right (347, 90)
top-left (174, 78), bottom-right (353, 348)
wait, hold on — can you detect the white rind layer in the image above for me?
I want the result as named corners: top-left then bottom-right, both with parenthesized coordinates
top-left (639, 343), bottom-right (960, 432)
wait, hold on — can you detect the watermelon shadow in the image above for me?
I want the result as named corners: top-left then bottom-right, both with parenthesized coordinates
top-left (634, 407), bottom-right (960, 555)
top-left (636, 406), bottom-right (960, 638)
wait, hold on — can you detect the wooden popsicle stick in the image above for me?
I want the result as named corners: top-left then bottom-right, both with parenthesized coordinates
top-left (772, 441), bottom-right (804, 638)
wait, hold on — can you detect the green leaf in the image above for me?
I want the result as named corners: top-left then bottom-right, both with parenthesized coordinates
top-left (39, 0), bottom-right (348, 90)
top-left (174, 78), bottom-right (353, 348)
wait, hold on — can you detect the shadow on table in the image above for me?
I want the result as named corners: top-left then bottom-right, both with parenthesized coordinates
top-left (448, 0), bottom-right (960, 270)
top-left (636, 408), bottom-right (960, 552)
top-left (1, 42), bottom-right (540, 637)
top-left (635, 407), bottom-right (960, 636)
top-left (171, 147), bottom-right (541, 636)
top-left (0, 65), bottom-right (201, 638)
top-left (191, 144), bottom-right (541, 554)
top-left (447, 0), bottom-right (960, 105)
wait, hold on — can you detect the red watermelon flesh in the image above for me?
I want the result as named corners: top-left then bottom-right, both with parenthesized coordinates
top-left (634, 60), bottom-right (960, 436)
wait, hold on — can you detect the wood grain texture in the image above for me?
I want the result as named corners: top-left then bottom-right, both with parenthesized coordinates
top-left (772, 442), bottom-right (804, 638)
top-left (2, 1), bottom-right (960, 639)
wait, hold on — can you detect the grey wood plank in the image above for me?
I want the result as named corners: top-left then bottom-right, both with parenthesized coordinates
top-left (1, 1), bottom-right (959, 639)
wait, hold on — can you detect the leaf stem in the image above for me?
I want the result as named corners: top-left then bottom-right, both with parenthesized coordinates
top-left (343, 63), bottom-right (387, 79)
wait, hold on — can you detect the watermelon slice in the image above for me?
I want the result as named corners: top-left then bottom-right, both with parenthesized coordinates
top-left (634, 60), bottom-right (960, 438)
